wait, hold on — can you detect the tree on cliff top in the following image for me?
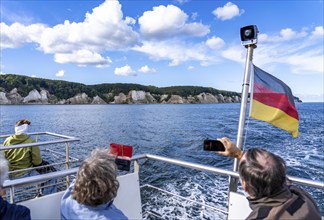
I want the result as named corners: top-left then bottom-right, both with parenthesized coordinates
top-left (0, 74), bottom-right (241, 100)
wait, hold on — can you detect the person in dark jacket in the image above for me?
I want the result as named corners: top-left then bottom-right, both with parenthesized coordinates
top-left (0, 152), bottom-right (31, 220)
top-left (217, 137), bottom-right (321, 220)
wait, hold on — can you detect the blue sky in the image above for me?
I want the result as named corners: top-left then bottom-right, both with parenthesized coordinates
top-left (0, 0), bottom-right (323, 102)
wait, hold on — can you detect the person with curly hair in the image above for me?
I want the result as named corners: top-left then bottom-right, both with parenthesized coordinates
top-left (60, 148), bottom-right (127, 220)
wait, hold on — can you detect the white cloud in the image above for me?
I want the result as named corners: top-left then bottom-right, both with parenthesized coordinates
top-left (280, 28), bottom-right (297, 40)
top-left (54, 50), bottom-right (112, 67)
top-left (221, 45), bottom-right (245, 63)
top-left (212, 2), bottom-right (244, 21)
top-left (191, 12), bottom-right (198, 20)
top-left (258, 33), bottom-right (269, 42)
top-left (259, 28), bottom-right (308, 43)
top-left (114, 65), bottom-right (136, 76)
top-left (280, 28), bottom-right (307, 40)
top-left (138, 65), bottom-right (156, 73)
top-left (31, 75), bottom-right (37, 78)
top-left (133, 40), bottom-right (215, 66)
top-left (0, 22), bottom-right (46, 48)
top-left (115, 56), bottom-right (127, 62)
top-left (206, 36), bottom-right (225, 50)
top-left (284, 50), bottom-right (323, 73)
top-left (39, 1), bottom-right (139, 53)
top-left (187, 65), bottom-right (194, 70)
top-left (253, 46), bottom-right (322, 74)
top-left (252, 27), bottom-right (324, 74)
top-left (311, 26), bottom-right (324, 37)
top-left (125, 16), bottom-right (136, 25)
top-left (1, 0), bottom-right (139, 67)
top-left (1, 1), bottom-right (322, 79)
top-left (0, 6), bottom-right (36, 24)
top-left (139, 5), bottom-right (209, 39)
top-left (56, 70), bottom-right (65, 77)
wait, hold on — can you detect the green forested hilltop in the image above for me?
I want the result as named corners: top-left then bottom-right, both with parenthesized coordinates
top-left (0, 74), bottom-right (240, 100)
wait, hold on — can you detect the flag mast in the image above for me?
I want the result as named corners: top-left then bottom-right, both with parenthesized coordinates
top-left (229, 25), bottom-right (259, 192)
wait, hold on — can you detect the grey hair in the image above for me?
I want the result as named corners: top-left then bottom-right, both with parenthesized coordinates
top-left (72, 148), bottom-right (119, 206)
top-left (239, 148), bottom-right (286, 198)
top-left (0, 152), bottom-right (9, 187)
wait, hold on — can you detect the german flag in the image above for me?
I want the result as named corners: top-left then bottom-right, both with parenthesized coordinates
top-left (250, 65), bottom-right (299, 137)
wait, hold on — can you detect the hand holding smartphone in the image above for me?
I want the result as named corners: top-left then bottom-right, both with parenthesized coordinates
top-left (203, 139), bottom-right (225, 152)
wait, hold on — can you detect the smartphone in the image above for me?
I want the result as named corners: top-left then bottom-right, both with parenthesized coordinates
top-left (203, 139), bottom-right (225, 151)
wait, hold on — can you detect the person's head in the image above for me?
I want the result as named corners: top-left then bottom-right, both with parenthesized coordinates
top-left (15, 119), bottom-right (31, 134)
top-left (239, 148), bottom-right (286, 198)
top-left (72, 148), bottom-right (119, 206)
top-left (16, 119), bottom-right (31, 127)
top-left (0, 152), bottom-right (9, 196)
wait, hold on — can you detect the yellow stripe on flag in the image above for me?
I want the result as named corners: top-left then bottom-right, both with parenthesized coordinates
top-left (251, 99), bottom-right (299, 137)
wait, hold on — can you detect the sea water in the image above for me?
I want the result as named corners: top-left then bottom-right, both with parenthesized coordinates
top-left (0, 103), bottom-right (323, 218)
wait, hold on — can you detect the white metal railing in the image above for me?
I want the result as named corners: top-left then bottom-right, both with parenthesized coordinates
top-left (0, 132), bottom-right (80, 202)
top-left (132, 154), bottom-right (324, 189)
top-left (131, 154), bottom-right (324, 218)
top-left (0, 132), bottom-right (79, 150)
top-left (2, 141), bottom-right (323, 217)
top-left (3, 168), bottom-right (79, 188)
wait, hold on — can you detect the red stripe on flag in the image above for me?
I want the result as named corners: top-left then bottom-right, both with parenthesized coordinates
top-left (253, 82), bottom-right (299, 120)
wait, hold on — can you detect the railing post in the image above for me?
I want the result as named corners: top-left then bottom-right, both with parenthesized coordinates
top-left (134, 160), bottom-right (140, 173)
top-left (65, 142), bottom-right (70, 188)
top-left (9, 187), bottom-right (15, 203)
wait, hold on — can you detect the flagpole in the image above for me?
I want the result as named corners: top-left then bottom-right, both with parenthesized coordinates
top-left (229, 43), bottom-right (256, 192)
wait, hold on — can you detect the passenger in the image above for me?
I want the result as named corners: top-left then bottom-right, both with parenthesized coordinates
top-left (60, 148), bottom-right (128, 220)
top-left (3, 119), bottom-right (57, 195)
top-left (217, 137), bottom-right (321, 220)
top-left (0, 152), bottom-right (31, 220)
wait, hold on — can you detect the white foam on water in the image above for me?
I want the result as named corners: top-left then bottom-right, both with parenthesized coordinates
top-left (142, 171), bottom-right (229, 219)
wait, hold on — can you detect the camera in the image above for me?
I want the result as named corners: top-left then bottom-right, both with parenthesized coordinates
top-left (115, 157), bottom-right (131, 171)
top-left (240, 25), bottom-right (258, 46)
top-left (203, 139), bottom-right (225, 151)
top-left (109, 143), bottom-right (133, 171)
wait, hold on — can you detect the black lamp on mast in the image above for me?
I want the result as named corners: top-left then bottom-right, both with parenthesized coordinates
top-left (240, 25), bottom-right (259, 47)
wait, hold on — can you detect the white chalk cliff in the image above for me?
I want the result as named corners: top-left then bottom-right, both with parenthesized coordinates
top-left (0, 88), bottom-right (241, 105)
